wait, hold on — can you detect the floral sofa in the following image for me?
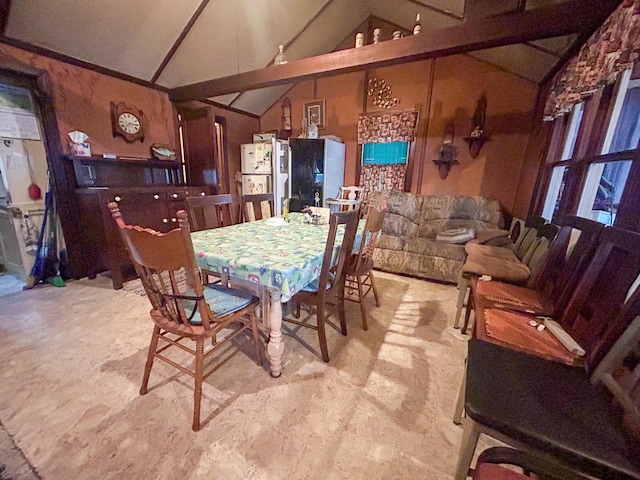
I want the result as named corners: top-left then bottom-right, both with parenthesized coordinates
top-left (371, 190), bottom-right (504, 283)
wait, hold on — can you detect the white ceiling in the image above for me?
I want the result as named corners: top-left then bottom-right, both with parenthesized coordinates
top-left (5, 0), bottom-right (579, 116)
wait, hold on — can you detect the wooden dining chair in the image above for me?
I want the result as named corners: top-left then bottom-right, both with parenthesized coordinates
top-left (454, 221), bottom-right (551, 329)
top-left (242, 193), bottom-right (275, 222)
top-left (340, 186), bottom-right (364, 211)
top-left (461, 215), bottom-right (604, 333)
top-left (185, 194), bottom-right (238, 231)
top-left (344, 203), bottom-right (387, 330)
top-left (453, 226), bottom-right (640, 425)
top-left (108, 202), bottom-right (262, 431)
top-left (479, 226), bottom-right (640, 366)
top-left (283, 209), bottom-right (360, 362)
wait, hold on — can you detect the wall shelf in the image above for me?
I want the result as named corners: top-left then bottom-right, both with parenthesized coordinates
top-left (463, 135), bottom-right (490, 159)
top-left (63, 154), bottom-right (183, 169)
top-left (62, 154), bottom-right (184, 187)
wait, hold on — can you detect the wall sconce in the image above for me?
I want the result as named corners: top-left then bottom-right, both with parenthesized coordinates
top-left (433, 122), bottom-right (458, 179)
top-left (463, 94), bottom-right (490, 159)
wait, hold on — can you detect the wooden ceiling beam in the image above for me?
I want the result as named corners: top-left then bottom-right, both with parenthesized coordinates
top-left (169, 0), bottom-right (620, 102)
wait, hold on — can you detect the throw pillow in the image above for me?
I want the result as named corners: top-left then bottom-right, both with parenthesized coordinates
top-left (436, 228), bottom-right (476, 244)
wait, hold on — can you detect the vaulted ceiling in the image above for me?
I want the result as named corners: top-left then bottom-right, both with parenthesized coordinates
top-left (2, 0), bottom-right (619, 116)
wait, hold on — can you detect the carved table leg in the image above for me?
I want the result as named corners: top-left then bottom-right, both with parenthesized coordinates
top-left (266, 289), bottom-right (284, 378)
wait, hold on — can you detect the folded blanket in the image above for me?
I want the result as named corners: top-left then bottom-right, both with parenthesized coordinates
top-left (469, 229), bottom-right (512, 247)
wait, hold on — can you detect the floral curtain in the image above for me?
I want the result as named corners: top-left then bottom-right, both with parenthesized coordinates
top-left (360, 164), bottom-right (407, 194)
top-left (358, 108), bottom-right (419, 197)
top-left (357, 109), bottom-right (419, 144)
top-left (544, 0), bottom-right (640, 120)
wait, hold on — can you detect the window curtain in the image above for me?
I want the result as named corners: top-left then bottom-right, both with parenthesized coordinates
top-left (544, 0), bottom-right (640, 120)
top-left (357, 109), bottom-right (419, 195)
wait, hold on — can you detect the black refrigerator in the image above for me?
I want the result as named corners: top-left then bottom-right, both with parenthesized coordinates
top-left (288, 138), bottom-right (345, 212)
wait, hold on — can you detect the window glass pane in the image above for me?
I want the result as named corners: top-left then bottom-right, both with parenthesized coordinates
top-left (362, 141), bottom-right (409, 165)
top-left (561, 103), bottom-right (583, 160)
top-left (577, 160), bottom-right (632, 225)
top-left (541, 165), bottom-right (568, 222)
top-left (602, 69), bottom-right (640, 154)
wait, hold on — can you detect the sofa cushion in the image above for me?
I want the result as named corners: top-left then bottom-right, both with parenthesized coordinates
top-left (417, 195), bottom-right (503, 238)
top-left (406, 237), bottom-right (467, 261)
top-left (376, 190), bottom-right (423, 238)
top-left (376, 233), bottom-right (405, 251)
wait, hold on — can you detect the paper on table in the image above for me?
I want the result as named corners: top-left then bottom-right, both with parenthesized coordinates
top-left (265, 217), bottom-right (288, 226)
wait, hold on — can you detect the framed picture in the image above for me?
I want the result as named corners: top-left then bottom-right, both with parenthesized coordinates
top-left (304, 99), bottom-right (325, 128)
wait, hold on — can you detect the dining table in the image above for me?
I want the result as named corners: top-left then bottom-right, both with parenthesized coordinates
top-left (190, 212), bottom-right (362, 377)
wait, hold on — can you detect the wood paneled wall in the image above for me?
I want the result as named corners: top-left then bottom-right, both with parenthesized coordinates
top-left (259, 53), bottom-right (540, 217)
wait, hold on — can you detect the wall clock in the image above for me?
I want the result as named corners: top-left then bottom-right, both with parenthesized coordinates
top-left (110, 101), bottom-right (145, 142)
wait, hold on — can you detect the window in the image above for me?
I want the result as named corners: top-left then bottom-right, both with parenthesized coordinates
top-left (537, 62), bottom-right (640, 229)
top-left (577, 159), bottom-right (632, 225)
top-left (360, 141), bottom-right (410, 194)
top-left (601, 70), bottom-right (640, 155)
top-left (561, 102), bottom-right (584, 160)
top-left (362, 141), bottom-right (409, 165)
top-left (540, 102), bottom-right (583, 222)
top-left (541, 165), bottom-right (568, 222)
top-left (575, 69), bottom-right (637, 225)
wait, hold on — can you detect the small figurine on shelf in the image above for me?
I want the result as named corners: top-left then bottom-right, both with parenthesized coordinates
top-left (373, 28), bottom-right (381, 44)
top-left (274, 44), bottom-right (287, 65)
top-left (471, 94), bottom-right (487, 138)
top-left (464, 94), bottom-right (490, 159)
top-left (433, 122), bottom-right (458, 179)
top-left (413, 13), bottom-right (422, 34)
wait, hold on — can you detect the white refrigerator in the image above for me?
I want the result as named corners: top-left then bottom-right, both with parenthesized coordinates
top-left (240, 138), bottom-right (290, 216)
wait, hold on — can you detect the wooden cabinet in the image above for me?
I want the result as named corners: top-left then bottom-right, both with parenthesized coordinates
top-left (76, 185), bottom-right (209, 289)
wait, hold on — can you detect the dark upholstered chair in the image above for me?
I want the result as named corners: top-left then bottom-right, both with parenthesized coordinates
top-left (454, 333), bottom-right (640, 480)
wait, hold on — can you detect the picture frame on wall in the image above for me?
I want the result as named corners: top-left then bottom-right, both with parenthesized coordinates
top-left (304, 99), bottom-right (325, 128)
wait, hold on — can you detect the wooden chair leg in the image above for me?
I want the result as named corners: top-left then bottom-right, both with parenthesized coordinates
top-left (338, 284), bottom-right (348, 336)
top-left (454, 275), bottom-right (469, 329)
top-left (461, 293), bottom-right (475, 335)
top-left (454, 417), bottom-right (482, 480)
top-left (250, 313), bottom-right (263, 366)
top-left (316, 302), bottom-right (330, 362)
top-left (140, 325), bottom-right (161, 395)
top-left (453, 357), bottom-right (467, 425)
top-left (192, 339), bottom-right (204, 432)
top-left (356, 275), bottom-right (368, 331)
top-left (370, 271), bottom-right (381, 307)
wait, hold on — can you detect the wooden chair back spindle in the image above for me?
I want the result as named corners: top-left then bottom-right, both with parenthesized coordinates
top-left (242, 193), bottom-right (275, 222)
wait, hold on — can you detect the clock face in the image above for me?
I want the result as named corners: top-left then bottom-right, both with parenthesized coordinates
top-left (118, 112), bottom-right (141, 134)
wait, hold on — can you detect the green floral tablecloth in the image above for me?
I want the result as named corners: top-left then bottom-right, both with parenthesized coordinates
top-left (191, 213), bottom-right (361, 302)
